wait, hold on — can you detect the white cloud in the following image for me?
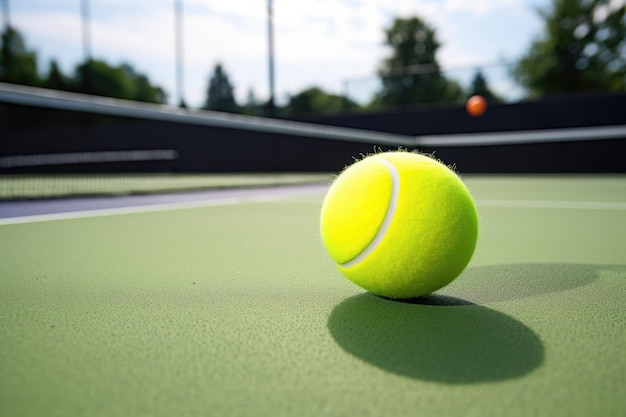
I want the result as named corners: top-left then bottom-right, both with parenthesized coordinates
top-left (11, 0), bottom-right (548, 107)
top-left (443, 0), bottom-right (526, 15)
top-left (13, 12), bottom-right (82, 73)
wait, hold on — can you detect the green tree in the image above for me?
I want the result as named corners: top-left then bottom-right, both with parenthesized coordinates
top-left (204, 63), bottom-right (239, 113)
top-left (0, 26), bottom-right (40, 86)
top-left (74, 59), bottom-right (135, 99)
top-left (377, 16), bottom-right (463, 107)
top-left (283, 86), bottom-right (360, 117)
top-left (122, 64), bottom-right (167, 103)
top-left (44, 59), bottom-right (71, 91)
top-left (73, 59), bottom-right (166, 104)
top-left (514, 0), bottom-right (626, 96)
top-left (242, 87), bottom-right (262, 116)
top-left (0, 26), bottom-right (166, 103)
top-left (468, 70), bottom-right (500, 101)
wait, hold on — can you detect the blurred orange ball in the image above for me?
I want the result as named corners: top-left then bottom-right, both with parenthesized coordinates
top-left (466, 95), bottom-right (487, 117)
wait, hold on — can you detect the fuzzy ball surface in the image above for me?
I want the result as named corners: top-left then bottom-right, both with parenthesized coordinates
top-left (320, 151), bottom-right (478, 299)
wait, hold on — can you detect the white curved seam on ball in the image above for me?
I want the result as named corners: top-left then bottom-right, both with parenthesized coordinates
top-left (340, 157), bottom-right (400, 269)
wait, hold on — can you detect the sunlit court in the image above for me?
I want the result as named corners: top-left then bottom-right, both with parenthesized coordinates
top-left (1, 1), bottom-right (626, 417)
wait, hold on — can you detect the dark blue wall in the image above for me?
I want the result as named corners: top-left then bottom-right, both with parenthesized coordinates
top-left (2, 92), bottom-right (625, 174)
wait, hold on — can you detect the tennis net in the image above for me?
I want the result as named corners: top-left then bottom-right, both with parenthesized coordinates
top-left (1, 82), bottom-right (625, 199)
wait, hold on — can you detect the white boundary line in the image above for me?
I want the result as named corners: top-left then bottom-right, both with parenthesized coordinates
top-left (477, 199), bottom-right (626, 210)
top-left (2, 196), bottom-right (624, 227)
top-left (0, 192), bottom-right (320, 226)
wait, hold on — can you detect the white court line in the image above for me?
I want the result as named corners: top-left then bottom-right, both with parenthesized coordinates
top-left (2, 195), bottom-right (624, 227)
top-left (477, 199), bottom-right (626, 210)
top-left (0, 193), bottom-right (313, 226)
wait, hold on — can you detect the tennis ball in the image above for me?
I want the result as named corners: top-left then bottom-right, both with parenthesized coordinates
top-left (320, 151), bottom-right (478, 299)
top-left (466, 95), bottom-right (487, 117)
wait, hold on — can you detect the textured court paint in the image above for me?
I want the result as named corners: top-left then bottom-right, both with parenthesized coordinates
top-left (1, 176), bottom-right (626, 417)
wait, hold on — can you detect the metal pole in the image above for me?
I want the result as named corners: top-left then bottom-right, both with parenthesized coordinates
top-left (1, 0), bottom-right (11, 81)
top-left (174, 0), bottom-right (186, 107)
top-left (342, 79), bottom-right (349, 110)
top-left (1, 0), bottom-right (9, 30)
top-left (80, 0), bottom-right (93, 94)
top-left (267, 0), bottom-right (275, 117)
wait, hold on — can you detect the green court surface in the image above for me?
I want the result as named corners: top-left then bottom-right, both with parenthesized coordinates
top-left (1, 175), bottom-right (625, 417)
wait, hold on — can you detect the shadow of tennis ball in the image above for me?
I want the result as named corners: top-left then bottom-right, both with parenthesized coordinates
top-left (437, 263), bottom-right (623, 304)
top-left (328, 294), bottom-right (544, 384)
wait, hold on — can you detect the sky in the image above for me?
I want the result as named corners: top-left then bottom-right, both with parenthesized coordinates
top-left (6, 0), bottom-right (553, 107)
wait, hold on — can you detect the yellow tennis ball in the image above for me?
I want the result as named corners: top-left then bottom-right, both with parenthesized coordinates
top-left (320, 151), bottom-right (478, 299)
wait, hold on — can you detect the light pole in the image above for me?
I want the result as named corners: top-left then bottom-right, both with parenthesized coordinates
top-left (1, 0), bottom-right (11, 80)
top-left (80, 0), bottom-right (93, 94)
top-left (1, 0), bottom-right (9, 30)
top-left (174, 0), bottom-right (186, 107)
top-left (267, 0), bottom-right (275, 117)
